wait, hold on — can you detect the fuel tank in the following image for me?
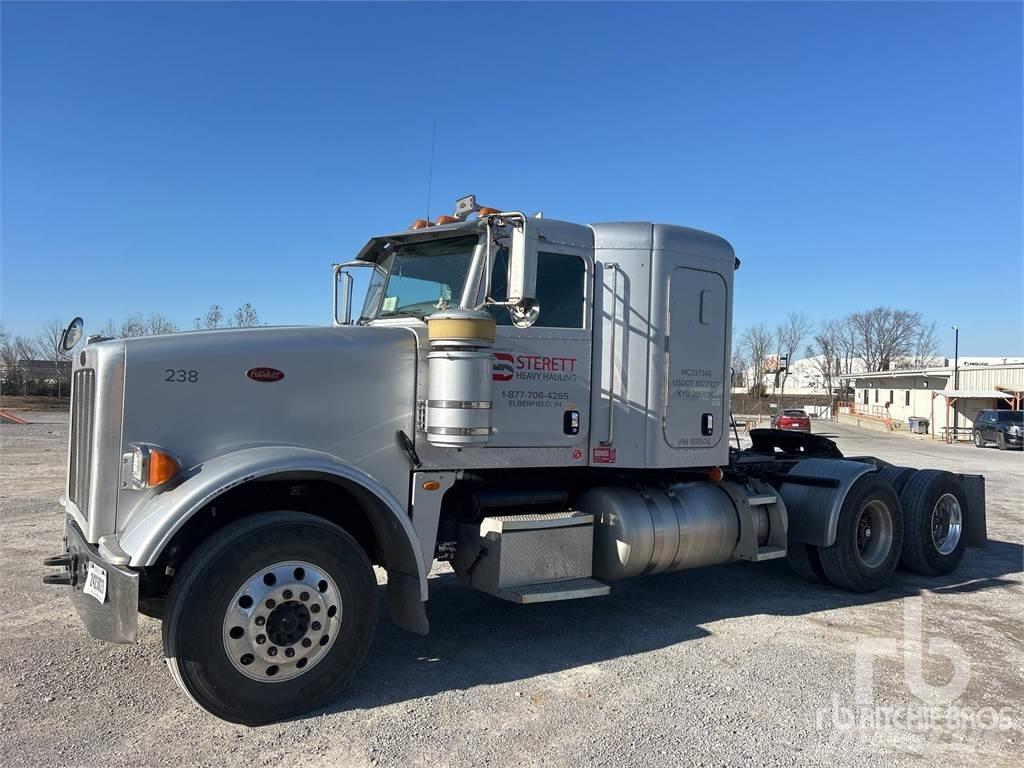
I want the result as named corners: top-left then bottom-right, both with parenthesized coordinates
top-left (578, 482), bottom-right (763, 580)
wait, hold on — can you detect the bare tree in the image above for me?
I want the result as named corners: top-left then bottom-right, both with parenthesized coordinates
top-left (0, 328), bottom-right (42, 395)
top-left (120, 313), bottom-right (147, 338)
top-left (35, 319), bottom-right (70, 396)
top-left (848, 307), bottom-right (920, 372)
top-left (775, 312), bottom-right (812, 402)
top-left (146, 314), bottom-right (178, 336)
top-left (730, 349), bottom-right (749, 390)
top-left (739, 323), bottom-right (775, 398)
top-left (909, 321), bottom-right (940, 368)
top-left (233, 303), bottom-right (259, 328)
top-left (194, 304), bottom-right (225, 330)
top-left (806, 319), bottom-right (844, 403)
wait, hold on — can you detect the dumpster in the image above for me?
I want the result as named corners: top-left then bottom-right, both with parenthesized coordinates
top-left (908, 417), bottom-right (929, 434)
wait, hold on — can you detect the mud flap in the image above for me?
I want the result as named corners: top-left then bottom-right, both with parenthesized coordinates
top-left (958, 473), bottom-right (988, 547)
top-left (387, 571), bottom-right (429, 635)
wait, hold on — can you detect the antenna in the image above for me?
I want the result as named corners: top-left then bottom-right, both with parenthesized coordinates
top-left (425, 117), bottom-right (437, 220)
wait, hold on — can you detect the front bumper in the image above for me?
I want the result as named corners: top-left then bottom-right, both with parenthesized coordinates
top-left (43, 518), bottom-right (139, 644)
top-left (1003, 431), bottom-right (1023, 447)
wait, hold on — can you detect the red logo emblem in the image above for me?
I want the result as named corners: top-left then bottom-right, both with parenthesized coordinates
top-left (246, 367), bottom-right (285, 382)
top-left (572, 448), bottom-right (583, 461)
top-left (492, 352), bottom-right (514, 382)
top-left (592, 447), bottom-right (617, 464)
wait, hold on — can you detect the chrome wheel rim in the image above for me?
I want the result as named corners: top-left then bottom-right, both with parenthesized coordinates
top-left (223, 561), bottom-right (342, 683)
top-left (855, 500), bottom-right (894, 568)
top-left (931, 493), bottom-right (963, 555)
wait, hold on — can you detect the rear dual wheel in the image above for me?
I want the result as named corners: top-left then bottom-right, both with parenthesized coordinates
top-left (163, 511), bottom-right (377, 725)
top-left (817, 475), bottom-right (903, 592)
top-left (899, 469), bottom-right (967, 576)
top-left (788, 475), bottom-right (903, 592)
top-left (787, 469), bottom-right (969, 589)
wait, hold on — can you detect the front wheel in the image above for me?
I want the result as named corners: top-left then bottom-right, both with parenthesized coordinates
top-left (818, 475), bottom-right (903, 592)
top-left (997, 433), bottom-right (1007, 450)
top-left (163, 511), bottom-right (378, 725)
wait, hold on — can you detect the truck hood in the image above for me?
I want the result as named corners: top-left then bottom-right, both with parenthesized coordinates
top-left (112, 324), bottom-right (420, 534)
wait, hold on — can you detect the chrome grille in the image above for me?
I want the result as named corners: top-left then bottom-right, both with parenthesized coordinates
top-left (68, 368), bottom-right (97, 518)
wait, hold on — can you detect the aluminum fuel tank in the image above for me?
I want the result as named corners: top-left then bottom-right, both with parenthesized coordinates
top-left (578, 482), bottom-right (745, 580)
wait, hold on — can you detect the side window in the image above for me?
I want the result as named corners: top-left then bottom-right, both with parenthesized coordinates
top-left (874, 388), bottom-right (879, 403)
top-left (487, 251), bottom-right (586, 329)
top-left (905, 390), bottom-right (910, 406)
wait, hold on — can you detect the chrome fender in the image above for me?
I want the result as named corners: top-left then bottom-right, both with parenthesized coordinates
top-left (118, 446), bottom-right (429, 632)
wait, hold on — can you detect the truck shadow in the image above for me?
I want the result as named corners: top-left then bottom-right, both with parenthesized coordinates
top-left (314, 539), bottom-right (1022, 719)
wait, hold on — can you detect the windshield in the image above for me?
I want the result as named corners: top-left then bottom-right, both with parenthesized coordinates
top-left (361, 236), bottom-right (478, 320)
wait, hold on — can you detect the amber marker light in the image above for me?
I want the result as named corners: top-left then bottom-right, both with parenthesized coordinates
top-left (422, 480), bottom-right (442, 491)
top-left (708, 466), bottom-right (724, 482)
top-left (130, 444), bottom-right (182, 489)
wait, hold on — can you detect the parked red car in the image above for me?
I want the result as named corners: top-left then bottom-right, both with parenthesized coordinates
top-left (772, 409), bottom-right (811, 432)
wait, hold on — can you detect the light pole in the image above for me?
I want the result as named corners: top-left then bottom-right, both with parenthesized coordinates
top-left (951, 326), bottom-right (959, 389)
top-left (951, 325), bottom-right (960, 437)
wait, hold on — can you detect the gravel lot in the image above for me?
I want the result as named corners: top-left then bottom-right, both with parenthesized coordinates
top-left (1, 417), bottom-right (1020, 767)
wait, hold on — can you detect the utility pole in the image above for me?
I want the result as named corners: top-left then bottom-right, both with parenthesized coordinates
top-left (951, 325), bottom-right (959, 389)
top-left (951, 325), bottom-right (960, 437)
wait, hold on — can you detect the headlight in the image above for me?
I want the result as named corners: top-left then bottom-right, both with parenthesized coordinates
top-left (1009, 425), bottom-right (1023, 436)
top-left (129, 443), bottom-right (181, 489)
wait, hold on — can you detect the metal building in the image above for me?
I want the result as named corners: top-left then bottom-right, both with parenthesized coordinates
top-left (851, 363), bottom-right (1024, 439)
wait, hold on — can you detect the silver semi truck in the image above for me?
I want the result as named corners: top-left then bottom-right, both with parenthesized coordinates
top-left (44, 196), bottom-right (986, 724)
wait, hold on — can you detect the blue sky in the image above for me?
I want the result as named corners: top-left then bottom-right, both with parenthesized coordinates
top-left (2, 1), bottom-right (1021, 356)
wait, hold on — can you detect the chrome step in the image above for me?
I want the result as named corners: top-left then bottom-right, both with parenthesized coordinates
top-left (752, 545), bottom-right (787, 561)
top-left (489, 577), bottom-right (610, 604)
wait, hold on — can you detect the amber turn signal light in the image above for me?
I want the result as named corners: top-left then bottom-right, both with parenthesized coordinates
top-left (130, 444), bottom-right (181, 489)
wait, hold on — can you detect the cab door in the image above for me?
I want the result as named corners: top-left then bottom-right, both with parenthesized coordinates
top-left (486, 248), bottom-right (593, 448)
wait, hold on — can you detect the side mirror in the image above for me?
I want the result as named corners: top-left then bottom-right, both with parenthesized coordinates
top-left (333, 261), bottom-right (375, 326)
top-left (507, 218), bottom-right (538, 308)
top-left (59, 317), bottom-right (84, 354)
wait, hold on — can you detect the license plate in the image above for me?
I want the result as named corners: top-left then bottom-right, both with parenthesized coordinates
top-left (83, 561), bottom-right (108, 604)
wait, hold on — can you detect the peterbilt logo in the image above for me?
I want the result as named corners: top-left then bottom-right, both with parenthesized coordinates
top-left (492, 353), bottom-right (514, 382)
top-left (246, 367), bottom-right (285, 382)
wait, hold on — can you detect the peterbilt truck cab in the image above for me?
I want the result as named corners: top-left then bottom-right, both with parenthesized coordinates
top-left (45, 195), bottom-right (986, 725)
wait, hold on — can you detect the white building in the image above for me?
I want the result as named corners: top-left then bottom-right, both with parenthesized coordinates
top-left (851, 362), bottom-right (1024, 438)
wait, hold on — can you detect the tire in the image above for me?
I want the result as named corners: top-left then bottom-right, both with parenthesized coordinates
top-left (878, 465), bottom-right (916, 496)
top-left (818, 475), bottom-right (903, 592)
top-left (162, 511), bottom-right (378, 725)
top-left (787, 542), bottom-right (827, 583)
top-left (997, 433), bottom-right (1007, 450)
top-left (899, 469), bottom-right (968, 576)
top-left (974, 431), bottom-right (983, 448)
top-left (138, 597), bottom-right (165, 620)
